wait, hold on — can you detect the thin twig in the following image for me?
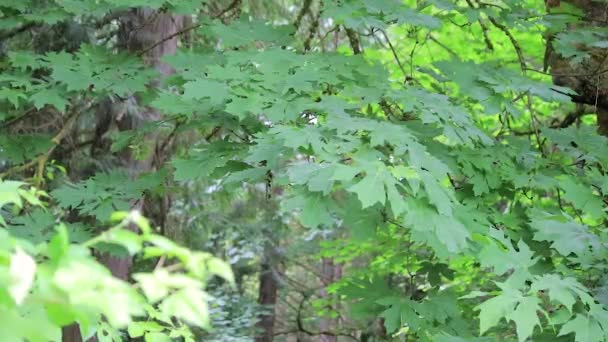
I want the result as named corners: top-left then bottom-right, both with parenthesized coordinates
top-left (138, 23), bottom-right (201, 56)
top-left (478, 19), bottom-right (494, 51)
top-left (375, 28), bottom-right (408, 82)
top-left (487, 16), bottom-right (526, 71)
top-left (469, 0), bottom-right (526, 71)
top-left (428, 35), bottom-right (458, 58)
top-left (0, 107), bottom-right (37, 129)
top-left (409, 36), bottom-right (420, 80)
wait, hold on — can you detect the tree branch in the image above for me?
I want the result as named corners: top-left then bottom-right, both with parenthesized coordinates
top-left (345, 27), bottom-right (362, 55)
top-left (0, 22), bottom-right (38, 41)
top-left (0, 100), bottom-right (93, 181)
top-left (284, 292), bottom-right (360, 341)
top-left (374, 28), bottom-right (407, 82)
top-left (138, 0), bottom-right (241, 56)
top-left (467, 0), bottom-right (526, 71)
top-left (294, 0), bottom-right (314, 30)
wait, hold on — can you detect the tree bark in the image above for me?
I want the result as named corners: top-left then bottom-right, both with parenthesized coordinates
top-left (61, 8), bottom-right (185, 342)
top-left (98, 7), bottom-right (184, 279)
top-left (546, 0), bottom-right (608, 135)
top-left (255, 241), bottom-right (280, 342)
top-left (61, 325), bottom-right (85, 342)
top-left (99, 6), bottom-right (184, 281)
top-left (318, 258), bottom-right (342, 342)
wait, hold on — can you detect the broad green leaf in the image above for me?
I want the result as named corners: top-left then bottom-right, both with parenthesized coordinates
top-left (559, 315), bottom-right (605, 342)
top-left (507, 296), bottom-right (542, 342)
top-left (475, 288), bottom-right (521, 335)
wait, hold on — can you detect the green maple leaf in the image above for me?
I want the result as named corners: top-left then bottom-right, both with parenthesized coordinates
top-left (173, 142), bottom-right (244, 181)
top-left (403, 199), bottom-right (470, 254)
top-left (209, 17), bottom-right (294, 48)
top-left (349, 172), bottom-right (386, 208)
top-left (380, 303), bottom-right (402, 333)
top-left (271, 125), bottom-right (327, 155)
top-left (408, 142), bottom-right (454, 216)
top-left (8, 51), bottom-right (44, 71)
top-left (507, 296), bottom-right (542, 342)
top-left (331, 164), bottom-right (361, 182)
top-left (339, 197), bottom-right (383, 240)
top-left (0, 180), bottom-right (24, 210)
top-left (560, 177), bottom-right (606, 219)
top-left (389, 9), bottom-right (441, 28)
top-left (172, 155), bottom-right (228, 182)
top-left (182, 78), bottom-right (229, 105)
top-left (531, 218), bottom-right (600, 257)
top-left (0, 88), bottom-right (27, 108)
top-left (479, 239), bottom-right (538, 276)
top-left (378, 298), bottom-right (422, 334)
top-left (385, 178), bottom-right (407, 217)
top-left (531, 274), bottom-right (580, 312)
top-left (287, 162), bottom-right (334, 195)
top-left (334, 151), bottom-right (408, 215)
top-left (224, 167), bottom-right (268, 184)
top-left (151, 91), bottom-right (204, 117)
top-left (419, 171), bottom-right (453, 216)
top-left (245, 135), bottom-right (285, 169)
top-left (30, 87), bottom-right (69, 111)
top-left (281, 190), bottom-right (334, 228)
top-left (558, 315), bottom-right (605, 342)
top-left (226, 94), bottom-right (265, 120)
top-left (46, 52), bottom-right (93, 91)
top-left (52, 169), bottom-right (146, 221)
top-left (476, 288), bottom-right (521, 335)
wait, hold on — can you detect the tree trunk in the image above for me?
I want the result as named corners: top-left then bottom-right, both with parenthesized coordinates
top-left (255, 242), bottom-right (280, 342)
top-left (318, 258), bottom-right (342, 342)
top-left (546, 0), bottom-right (608, 135)
top-left (61, 325), bottom-right (85, 342)
top-left (100, 6), bottom-right (184, 280)
top-left (61, 8), bottom-right (184, 342)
